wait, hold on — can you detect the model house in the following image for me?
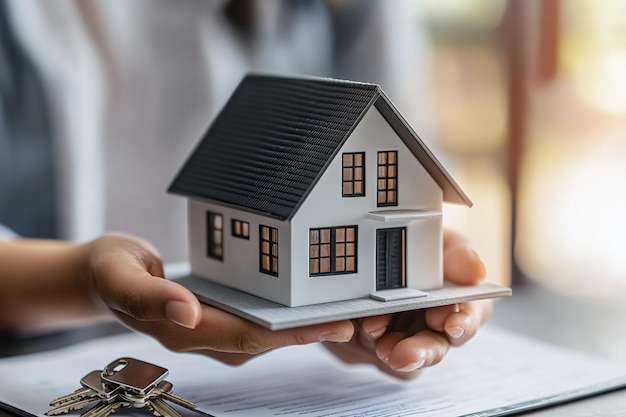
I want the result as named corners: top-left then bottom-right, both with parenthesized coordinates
top-left (168, 74), bottom-right (472, 307)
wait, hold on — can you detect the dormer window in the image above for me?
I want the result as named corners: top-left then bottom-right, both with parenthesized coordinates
top-left (342, 152), bottom-right (365, 197)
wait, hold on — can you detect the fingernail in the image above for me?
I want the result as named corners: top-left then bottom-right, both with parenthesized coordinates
top-left (165, 301), bottom-right (198, 329)
top-left (445, 326), bottom-right (465, 339)
top-left (320, 332), bottom-right (351, 343)
top-left (376, 347), bottom-right (390, 361)
top-left (368, 327), bottom-right (387, 339)
top-left (395, 359), bottom-right (426, 372)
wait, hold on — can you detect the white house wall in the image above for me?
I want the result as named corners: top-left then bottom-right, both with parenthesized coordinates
top-left (187, 198), bottom-right (292, 305)
top-left (291, 106), bottom-right (443, 306)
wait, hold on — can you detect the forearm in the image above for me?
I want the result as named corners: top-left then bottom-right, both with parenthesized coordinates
top-left (0, 239), bottom-right (110, 331)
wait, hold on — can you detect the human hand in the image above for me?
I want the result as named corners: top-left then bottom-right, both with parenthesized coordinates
top-left (322, 228), bottom-right (491, 379)
top-left (87, 233), bottom-right (354, 365)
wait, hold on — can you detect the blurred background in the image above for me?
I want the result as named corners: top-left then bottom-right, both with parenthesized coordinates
top-left (420, 0), bottom-right (626, 365)
top-left (423, 0), bottom-right (626, 299)
top-left (1, 0), bottom-right (625, 362)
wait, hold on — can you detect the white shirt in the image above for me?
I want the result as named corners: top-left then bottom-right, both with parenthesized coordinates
top-left (0, 224), bottom-right (17, 241)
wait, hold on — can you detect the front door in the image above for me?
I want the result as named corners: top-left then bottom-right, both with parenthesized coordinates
top-left (376, 227), bottom-right (406, 291)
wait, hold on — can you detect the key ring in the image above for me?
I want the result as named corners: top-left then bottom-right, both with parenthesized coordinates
top-left (102, 358), bottom-right (128, 377)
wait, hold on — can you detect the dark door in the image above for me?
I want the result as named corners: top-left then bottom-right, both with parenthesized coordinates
top-left (376, 227), bottom-right (406, 290)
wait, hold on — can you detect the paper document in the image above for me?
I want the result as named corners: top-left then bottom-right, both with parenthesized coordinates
top-left (1, 325), bottom-right (625, 417)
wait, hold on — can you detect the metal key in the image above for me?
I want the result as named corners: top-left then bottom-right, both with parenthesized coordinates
top-left (80, 370), bottom-right (120, 403)
top-left (101, 358), bottom-right (169, 396)
top-left (47, 357), bottom-right (192, 417)
top-left (79, 399), bottom-right (126, 417)
top-left (103, 357), bottom-right (190, 417)
top-left (48, 387), bottom-right (94, 407)
top-left (79, 372), bottom-right (128, 417)
top-left (117, 380), bottom-right (195, 417)
top-left (45, 371), bottom-right (118, 416)
top-left (48, 371), bottom-right (101, 407)
top-left (146, 398), bottom-right (181, 417)
top-left (149, 381), bottom-right (196, 411)
top-left (45, 396), bottom-right (101, 416)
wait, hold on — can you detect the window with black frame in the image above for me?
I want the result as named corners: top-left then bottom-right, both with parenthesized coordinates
top-left (377, 151), bottom-right (398, 206)
top-left (259, 225), bottom-right (278, 276)
top-left (342, 152), bottom-right (365, 197)
top-left (207, 212), bottom-right (224, 260)
top-left (309, 226), bottom-right (357, 276)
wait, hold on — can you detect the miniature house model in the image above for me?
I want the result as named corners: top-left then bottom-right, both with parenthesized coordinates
top-left (169, 74), bottom-right (472, 307)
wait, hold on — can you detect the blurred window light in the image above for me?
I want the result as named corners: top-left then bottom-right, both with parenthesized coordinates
top-left (517, 123), bottom-right (626, 298)
top-left (561, 0), bottom-right (626, 115)
top-left (517, 0), bottom-right (626, 298)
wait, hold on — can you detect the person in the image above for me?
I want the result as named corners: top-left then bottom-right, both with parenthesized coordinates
top-left (0, 0), bottom-right (491, 379)
top-left (2, 0), bottom-right (441, 262)
top-left (0, 229), bottom-right (489, 379)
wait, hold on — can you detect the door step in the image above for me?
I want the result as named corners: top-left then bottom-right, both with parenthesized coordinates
top-left (369, 288), bottom-right (428, 302)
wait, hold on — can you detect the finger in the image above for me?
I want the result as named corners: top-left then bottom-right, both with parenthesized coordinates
top-left (425, 304), bottom-right (460, 332)
top-left (182, 349), bottom-right (255, 366)
top-left (443, 228), bottom-right (486, 285)
top-left (124, 305), bottom-right (354, 356)
top-left (87, 233), bottom-right (202, 329)
top-left (381, 330), bottom-right (450, 374)
top-left (321, 317), bottom-right (392, 372)
top-left (345, 315), bottom-right (393, 361)
top-left (323, 339), bottom-right (379, 367)
top-left (117, 311), bottom-right (255, 365)
top-left (443, 299), bottom-right (493, 346)
top-left (375, 331), bottom-right (405, 362)
top-left (373, 330), bottom-right (450, 379)
top-left (324, 339), bottom-right (421, 380)
top-left (360, 314), bottom-right (392, 340)
top-left (94, 258), bottom-right (202, 329)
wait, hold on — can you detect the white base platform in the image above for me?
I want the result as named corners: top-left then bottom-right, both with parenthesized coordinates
top-left (369, 288), bottom-right (428, 301)
top-left (175, 275), bottom-right (511, 330)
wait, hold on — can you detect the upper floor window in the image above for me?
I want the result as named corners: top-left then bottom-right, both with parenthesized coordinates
top-left (231, 219), bottom-right (250, 239)
top-left (342, 152), bottom-right (365, 197)
top-left (377, 151), bottom-right (398, 206)
top-left (207, 212), bottom-right (223, 260)
top-left (259, 225), bottom-right (278, 276)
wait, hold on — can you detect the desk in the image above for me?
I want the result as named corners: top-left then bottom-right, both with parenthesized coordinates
top-left (1, 282), bottom-right (625, 416)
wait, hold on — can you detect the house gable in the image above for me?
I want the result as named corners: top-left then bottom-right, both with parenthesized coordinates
top-left (289, 106), bottom-right (443, 305)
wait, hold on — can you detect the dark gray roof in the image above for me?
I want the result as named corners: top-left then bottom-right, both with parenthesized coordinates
top-left (168, 74), bottom-right (471, 220)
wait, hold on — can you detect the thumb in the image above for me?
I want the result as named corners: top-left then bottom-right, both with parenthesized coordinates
top-left (443, 228), bottom-right (486, 285)
top-left (102, 266), bottom-right (202, 329)
top-left (90, 249), bottom-right (202, 329)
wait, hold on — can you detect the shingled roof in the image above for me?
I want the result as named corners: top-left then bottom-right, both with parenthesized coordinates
top-left (168, 74), bottom-right (471, 220)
